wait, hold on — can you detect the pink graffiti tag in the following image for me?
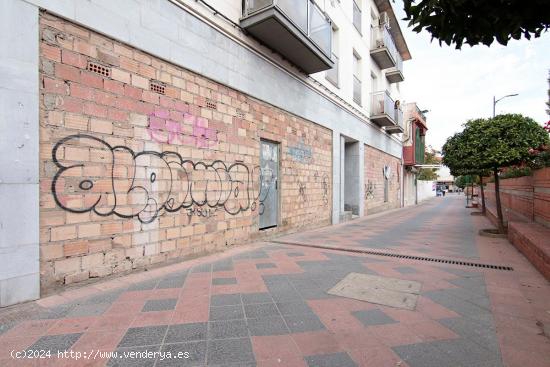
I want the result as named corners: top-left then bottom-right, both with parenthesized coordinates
top-left (147, 110), bottom-right (218, 148)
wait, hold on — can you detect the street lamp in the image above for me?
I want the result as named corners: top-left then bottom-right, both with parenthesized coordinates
top-left (493, 93), bottom-right (518, 117)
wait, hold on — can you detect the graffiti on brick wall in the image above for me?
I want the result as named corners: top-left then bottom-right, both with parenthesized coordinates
top-left (287, 139), bottom-right (313, 164)
top-left (298, 181), bottom-right (307, 202)
top-left (365, 180), bottom-right (376, 200)
top-left (51, 134), bottom-right (268, 224)
top-left (314, 171), bottom-right (330, 206)
top-left (147, 110), bottom-right (218, 148)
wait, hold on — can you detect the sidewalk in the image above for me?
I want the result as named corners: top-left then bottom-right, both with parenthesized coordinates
top-left (0, 195), bottom-right (548, 366)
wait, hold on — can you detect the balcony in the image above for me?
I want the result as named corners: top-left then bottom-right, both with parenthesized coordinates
top-left (241, 0), bottom-right (333, 74)
top-left (370, 91), bottom-right (403, 134)
top-left (385, 52), bottom-right (403, 83)
top-left (325, 54), bottom-right (339, 86)
top-left (370, 25), bottom-right (398, 70)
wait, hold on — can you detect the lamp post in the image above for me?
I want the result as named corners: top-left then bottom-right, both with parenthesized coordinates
top-left (493, 93), bottom-right (518, 117)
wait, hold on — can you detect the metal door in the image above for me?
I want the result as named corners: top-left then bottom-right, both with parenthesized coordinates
top-left (259, 140), bottom-right (279, 229)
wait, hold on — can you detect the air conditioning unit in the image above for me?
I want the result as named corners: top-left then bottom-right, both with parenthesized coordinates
top-left (379, 12), bottom-right (390, 28)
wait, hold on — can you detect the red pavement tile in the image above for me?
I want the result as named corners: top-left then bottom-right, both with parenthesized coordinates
top-left (415, 296), bottom-right (460, 320)
top-left (71, 330), bottom-right (125, 352)
top-left (130, 310), bottom-right (174, 327)
top-left (88, 313), bottom-right (135, 332)
top-left (332, 328), bottom-right (384, 350)
top-left (0, 336), bottom-right (39, 360)
top-left (349, 346), bottom-right (408, 367)
top-left (104, 301), bottom-right (145, 316)
top-left (368, 323), bottom-right (423, 347)
top-left (115, 290), bottom-right (152, 303)
top-left (251, 335), bottom-right (302, 361)
top-left (47, 316), bottom-right (98, 335)
top-left (256, 357), bottom-right (307, 367)
top-left (406, 320), bottom-right (459, 342)
top-left (291, 331), bottom-right (343, 356)
top-left (2, 319), bottom-right (57, 338)
top-left (147, 288), bottom-right (181, 300)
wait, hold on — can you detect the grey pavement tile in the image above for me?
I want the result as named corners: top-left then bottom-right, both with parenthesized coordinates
top-left (65, 302), bottom-right (111, 317)
top-left (212, 277), bottom-right (237, 285)
top-left (256, 262), bottom-right (276, 269)
top-left (394, 266), bottom-right (419, 274)
top-left (118, 325), bottom-right (168, 347)
top-left (276, 301), bottom-right (315, 316)
top-left (108, 345), bottom-right (161, 367)
top-left (37, 304), bottom-right (75, 319)
top-left (158, 341), bottom-right (207, 367)
top-left (247, 316), bottom-right (290, 336)
top-left (206, 338), bottom-right (255, 365)
top-left (209, 305), bottom-right (244, 321)
top-left (81, 290), bottom-right (125, 305)
top-left (210, 294), bottom-right (242, 307)
top-left (241, 292), bottom-right (273, 304)
top-left (142, 298), bottom-right (178, 312)
top-left (191, 263), bottom-right (212, 273)
top-left (430, 338), bottom-right (500, 366)
top-left (27, 333), bottom-right (82, 354)
top-left (283, 313), bottom-right (325, 333)
top-left (247, 250), bottom-right (269, 259)
top-left (439, 318), bottom-right (499, 353)
top-left (165, 323), bottom-right (208, 343)
top-left (305, 352), bottom-right (357, 367)
top-left (157, 274), bottom-right (187, 289)
top-left (269, 290), bottom-right (302, 302)
top-left (208, 319), bottom-right (248, 339)
top-left (287, 252), bottom-right (305, 257)
top-left (298, 287), bottom-right (335, 300)
top-left (128, 279), bottom-right (159, 291)
top-left (212, 260), bottom-right (234, 272)
top-left (352, 309), bottom-right (397, 327)
top-left (392, 342), bottom-right (453, 367)
top-left (244, 303), bottom-right (279, 318)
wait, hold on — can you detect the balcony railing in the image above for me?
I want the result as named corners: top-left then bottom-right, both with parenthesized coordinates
top-left (370, 91), bottom-right (403, 133)
top-left (385, 51), bottom-right (404, 83)
top-left (370, 25), bottom-right (398, 70)
top-left (241, 0), bottom-right (333, 73)
top-left (416, 105), bottom-right (427, 124)
top-left (326, 54), bottom-right (339, 86)
top-left (353, 76), bottom-right (362, 105)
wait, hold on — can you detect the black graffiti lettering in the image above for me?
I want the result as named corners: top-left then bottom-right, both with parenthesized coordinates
top-left (51, 134), bottom-right (270, 224)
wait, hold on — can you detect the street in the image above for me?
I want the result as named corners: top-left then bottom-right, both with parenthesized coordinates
top-left (0, 195), bottom-right (548, 366)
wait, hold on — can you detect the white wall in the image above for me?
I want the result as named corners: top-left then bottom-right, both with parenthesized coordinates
top-left (403, 172), bottom-right (416, 206)
top-left (417, 180), bottom-right (437, 202)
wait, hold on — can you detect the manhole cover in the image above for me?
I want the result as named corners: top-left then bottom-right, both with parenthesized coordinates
top-left (328, 273), bottom-right (422, 310)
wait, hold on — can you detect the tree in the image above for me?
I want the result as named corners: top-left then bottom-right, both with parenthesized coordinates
top-left (417, 149), bottom-right (439, 180)
top-left (443, 114), bottom-right (549, 233)
top-left (403, 0), bottom-right (550, 49)
top-left (442, 129), bottom-right (490, 214)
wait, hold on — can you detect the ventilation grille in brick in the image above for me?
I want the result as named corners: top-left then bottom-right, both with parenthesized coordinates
top-left (150, 80), bottom-right (166, 95)
top-left (272, 240), bottom-right (514, 271)
top-left (206, 99), bottom-right (217, 109)
top-left (87, 62), bottom-right (111, 77)
top-left (236, 109), bottom-right (245, 119)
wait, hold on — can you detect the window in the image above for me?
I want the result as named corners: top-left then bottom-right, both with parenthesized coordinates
top-left (353, 52), bottom-right (361, 105)
top-left (326, 25), bottom-right (339, 87)
top-left (353, 0), bottom-right (362, 34)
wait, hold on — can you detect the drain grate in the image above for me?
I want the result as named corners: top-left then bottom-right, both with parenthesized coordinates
top-left (271, 240), bottom-right (514, 271)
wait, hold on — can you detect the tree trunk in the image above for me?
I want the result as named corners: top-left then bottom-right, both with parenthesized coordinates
top-left (493, 169), bottom-right (505, 233)
top-left (479, 175), bottom-right (486, 214)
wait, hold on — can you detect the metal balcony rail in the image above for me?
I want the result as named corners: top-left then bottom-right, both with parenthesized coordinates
top-left (243, 0), bottom-right (332, 57)
top-left (370, 25), bottom-right (398, 66)
top-left (416, 105), bottom-right (427, 123)
top-left (326, 54), bottom-right (339, 86)
top-left (371, 91), bottom-right (403, 128)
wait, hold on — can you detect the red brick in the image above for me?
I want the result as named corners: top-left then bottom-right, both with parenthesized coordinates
top-left (104, 79), bottom-right (124, 95)
top-left (55, 63), bottom-right (80, 82)
top-left (43, 77), bottom-right (68, 94)
top-left (83, 102), bottom-right (108, 118)
top-left (108, 108), bottom-right (128, 122)
top-left (61, 96), bottom-right (85, 114)
top-left (124, 85), bottom-right (142, 100)
top-left (42, 43), bottom-right (61, 62)
top-left (81, 72), bottom-right (104, 89)
top-left (94, 90), bottom-right (117, 107)
top-left (61, 49), bottom-right (87, 68)
top-left (70, 83), bottom-right (94, 100)
top-left (64, 240), bottom-right (89, 257)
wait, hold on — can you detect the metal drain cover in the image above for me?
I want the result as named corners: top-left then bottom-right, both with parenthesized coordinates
top-left (328, 273), bottom-right (422, 310)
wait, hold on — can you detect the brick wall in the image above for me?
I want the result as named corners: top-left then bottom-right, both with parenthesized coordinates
top-left (484, 167), bottom-right (550, 229)
top-left (364, 145), bottom-right (401, 215)
top-left (38, 14), bottom-right (332, 291)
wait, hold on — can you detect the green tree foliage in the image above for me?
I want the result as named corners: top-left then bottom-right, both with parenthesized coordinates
top-left (417, 149), bottom-right (439, 180)
top-left (403, 0), bottom-right (550, 49)
top-left (442, 114), bottom-right (549, 232)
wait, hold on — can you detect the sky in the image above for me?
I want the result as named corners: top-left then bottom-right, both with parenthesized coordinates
top-left (393, 1), bottom-right (550, 151)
